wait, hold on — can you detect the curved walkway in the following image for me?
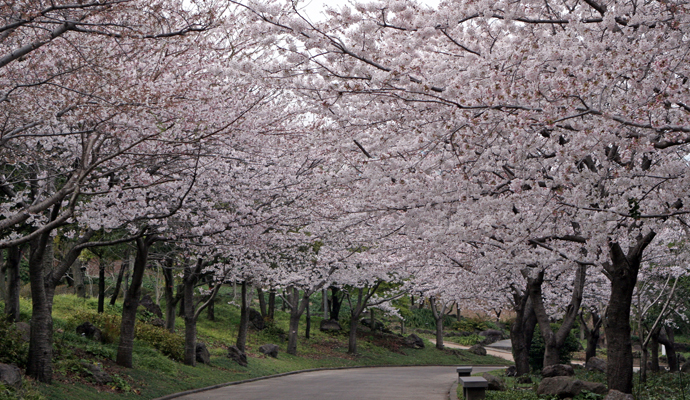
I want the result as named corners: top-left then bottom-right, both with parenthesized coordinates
top-left (430, 339), bottom-right (515, 362)
top-left (167, 365), bottom-right (503, 400)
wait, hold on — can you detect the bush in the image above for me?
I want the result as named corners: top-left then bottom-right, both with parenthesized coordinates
top-left (529, 325), bottom-right (580, 372)
top-left (0, 317), bottom-right (28, 367)
top-left (403, 308), bottom-right (455, 329)
top-left (451, 317), bottom-right (489, 333)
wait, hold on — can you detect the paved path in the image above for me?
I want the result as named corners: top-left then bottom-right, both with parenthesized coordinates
top-left (170, 365), bottom-right (502, 400)
top-left (430, 339), bottom-right (515, 362)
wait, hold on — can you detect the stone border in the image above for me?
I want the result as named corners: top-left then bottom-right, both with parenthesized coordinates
top-left (154, 364), bottom-right (509, 400)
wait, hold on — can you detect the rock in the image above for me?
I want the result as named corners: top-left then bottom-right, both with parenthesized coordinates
top-left (537, 376), bottom-right (584, 398)
top-left (139, 294), bottom-right (163, 318)
top-left (76, 321), bottom-right (103, 342)
top-left (504, 365), bottom-right (517, 377)
top-left (15, 322), bottom-right (30, 343)
top-left (479, 329), bottom-right (504, 345)
top-left (681, 360), bottom-right (690, 373)
top-left (249, 308), bottom-right (265, 331)
top-left (582, 381), bottom-right (608, 396)
top-left (605, 390), bottom-right (634, 400)
top-left (360, 318), bottom-right (385, 332)
top-left (517, 376), bottom-right (533, 384)
top-left (679, 354), bottom-right (687, 363)
top-left (469, 344), bottom-right (487, 356)
top-left (228, 345), bottom-right (248, 367)
top-left (80, 361), bottom-right (112, 385)
top-left (0, 364), bottom-right (21, 389)
top-left (482, 372), bottom-right (506, 391)
top-left (196, 342), bottom-right (211, 365)
top-left (403, 334), bottom-right (425, 349)
top-left (542, 364), bottom-right (575, 377)
top-left (259, 344), bottom-right (279, 358)
top-left (150, 318), bottom-right (165, 327)
top-left (585, 357), bottom-right (607, 373)
top-left (320, 319), bottom-right (342, 332)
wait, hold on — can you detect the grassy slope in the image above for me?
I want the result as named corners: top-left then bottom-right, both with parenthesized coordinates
top-left (13, 292), bottom-right (510, 400)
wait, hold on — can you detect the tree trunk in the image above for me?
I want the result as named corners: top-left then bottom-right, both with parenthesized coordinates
top-left (5, 246), bottom-right (21, 322)
top-left (257, 287), bottom-right (267, 318)
top-left (429, 298), bottom-right (446, 350)
top-left (72, 259), bottom-right (86, 298)
top-left (110, 257), bottom-right (127, 306)
top-left (26, 231), bottom-right (54, 383)
top-left (659, 326), bottom-right (678, 372)
top-left (183, 263), bottom-right (198, 366)
top-left (510, 287), bottom-right (537, 376)
top-left (98, 264), bottom-right (105, 313)
top-left (0, 250), bottom-right (6, 304)
top-left (163, 259), bottom-right (178, 333)
top-left (236, 281), bottom-right (249, 353)
top-left (529, 264), bottom-right (586, 368)
top-left (323, 288), bottom-right (328, 319)
top-left (603, 232), bottom-right (655, 394)
top-left (267, 290), bottom-right (275, 321)
top-left (650, 333), bottom-right (660, 372)
top-left (580, 309), bottom-right (602, 362)
top-left (116, 237), bottom-right (153, 368)
top-left (287, 308), bottom-right (301, 355)
top-left (329, 286), bottom-right (342, 321)
top-left (348, 314), bottom-right (359, 354)
top-left (305, 297), bottom-right (311, 339)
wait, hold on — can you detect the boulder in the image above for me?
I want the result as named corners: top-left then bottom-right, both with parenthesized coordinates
top-left (15, 322), bottom-right (30, 343)
top-left (585, 357), bottom-right (607, 373)
top-left (139, 294), bottom-right (163, 318)
top-left (679, 354), bottom-right (687, 363)
top-left (249, 308), bottom-right (265, 331)
top-left (542, 364), bottom-right (575, 377)
top-left (360, 318), bottom-right (385, 332)
top-left (320, 319), bottom-right (342, 332)
top-left (80, 361), bottom-right (112, 385)
top-left (681, 360), bottom-right (690, 373)
top-left (0, 364), bottom-right (21, 389)
top-left (259, 344), bottom-right (279, 358)
top-left (196, 342), bottom-right (211, 365)
top-left (482, 372), bottom-right (507, 391)
top-left (504, 365), bottom-right (517, 377)
top-left (479, 329), bottom-right (503, 345)
top-left (517, 376), bottom-right (533, 384)
top-left (228, 345), bottom-right (248, 367)
top-left (469, 344), bottom-right (487, 356)
top-left (151, 318), bottom-right (165, 327)
top-left (582, 381), bottom-right (608, 396)
top-left (605, 390), bottom-right (634, 400)
top-left (76, 322), bottom-right (103, 342)
top-left (537, 376), bottom-right (584, 398)
top-left (403, 334), bottom-right (425, 349)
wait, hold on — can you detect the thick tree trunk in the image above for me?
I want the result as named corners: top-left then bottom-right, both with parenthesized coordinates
top-left (604, 232), bottom-right (655, 394)
top-left (329, 286), bottom-right (342, 321)
top-left (348, 315), bottom-right (359, 354)
top-left (658, 326), bottom-right (678, 372)
top-left (98, 264), bottom-right (105, 313)
top-left (206, 281), bottom-right (215, 322)
top-left (110, 257), bottom-right (127, 306)
top-left (287, 309), bottom-right (301, 355)
top-left (650, 333), bottom-right (660, 372)
top-left (26, 233), bottom-right (53, 383)
top-left (305, 298), bottom-right (311, 339)
top-left (236, 281), bottom-right (249, 353)
top-left (116, 237), bottom-right (152, 368)
top-left (162, 259), bottom-right (178, 333)
top-left (183, 264), bottom-right (198, 366)
top-left (285, 287), bottom-right (312, 355)
top-left (580, 309), bottom-right (602, 362)
top-left (5, 246), bottom-right (21, 322)
top-left (529, 264), bottom-right (586, 368)
top-left (267, 290), bottom-right (275, 321)
top-left (73, 259), bottom-right (86, 298)
top-left (257, 287), bottom-right (267, 317)
top-left (429, 298), bottom-right (446, 350)
top-left (510, 289), bottom-right (537, 376)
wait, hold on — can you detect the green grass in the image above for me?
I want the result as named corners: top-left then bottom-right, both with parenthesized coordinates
top-left (2, 291), bottom-right (510, 400)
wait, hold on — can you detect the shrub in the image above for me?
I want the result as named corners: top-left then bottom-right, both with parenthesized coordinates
top-left (451, 317), bottom-right (489, 333)
top-left (529, 325), bottom-right (580, 372)
top-left (0, 317), bottom-right (28, 367)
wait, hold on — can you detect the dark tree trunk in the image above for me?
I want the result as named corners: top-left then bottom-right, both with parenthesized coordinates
top-left (72, 259), bottom-right (86, 298)
top-left (206, 282), bottom-right (215, 322)
top-left (110, 256), bottom-right (128, 306)
top-left (281, 290), bottom-right (287, 312)
top-left (236, 281), bottom-right (249, 353)
top-left (267, 290), bottom-right (276, 321)
top-left (163, 259), bottom-right (178, 333)
top-left (257, 287), bottom-right (267, 318)
top-left (580, 309), bottom-right (602, 362)
top-left (116, 237), bottom-right (153, 368)
top-left (329, 286), bottom-right (343, 321)
top-left (5, 246), bottom-right (21, 323)
top-left (529, 264), bottom-right (586, 368)
top-left (287, 307), bottom-right (301, 355)
top-left (510, 286), bottom-right (537, 376)
top-left (658, 326), bottom-right (678, 372)
top-left (650, 333), bottom-right (660, 372)
top-left (182, 260), bottom-right (204, 366)
top-left (98, 264), bottom-right (105, 313)
top-left (346, 285), bottom-right (380, 355)
top-left (305, 297), bottom-right (311, 339)
top-left (0, 250), bottom-right (5, 305)
top-left (348, 314), bottom-right (359, 354)
top-left (603, 232), bottom-right (655, 394)
top-left (26, 230), bottom-right (54, 383)
top-left (429, 298), bottom-right (447, 350)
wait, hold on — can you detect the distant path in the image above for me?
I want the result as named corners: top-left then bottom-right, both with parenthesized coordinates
top-left (430, 339), bottom-right (515, 362)
top-left (168, 366), bottom-right (502, 400)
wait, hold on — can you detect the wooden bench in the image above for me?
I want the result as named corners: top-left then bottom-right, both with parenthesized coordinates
top-left (458, 376), bottom-right (488, 400)
top-left (456, 366), bottom-right (473, 377)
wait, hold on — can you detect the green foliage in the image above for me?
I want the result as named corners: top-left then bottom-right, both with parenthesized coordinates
top-left (452, 334), bottom-right (482, 346)
top-left (0, 317), bottom-right (28, 367)
top-left (451, 316), bottom-right (489, 332)
top-left (529, 325), bottom-right (580, 372)
top-left (403, 308), bottom-right (454, 329)
top-left (0, 380), bottom-right (46, 400)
